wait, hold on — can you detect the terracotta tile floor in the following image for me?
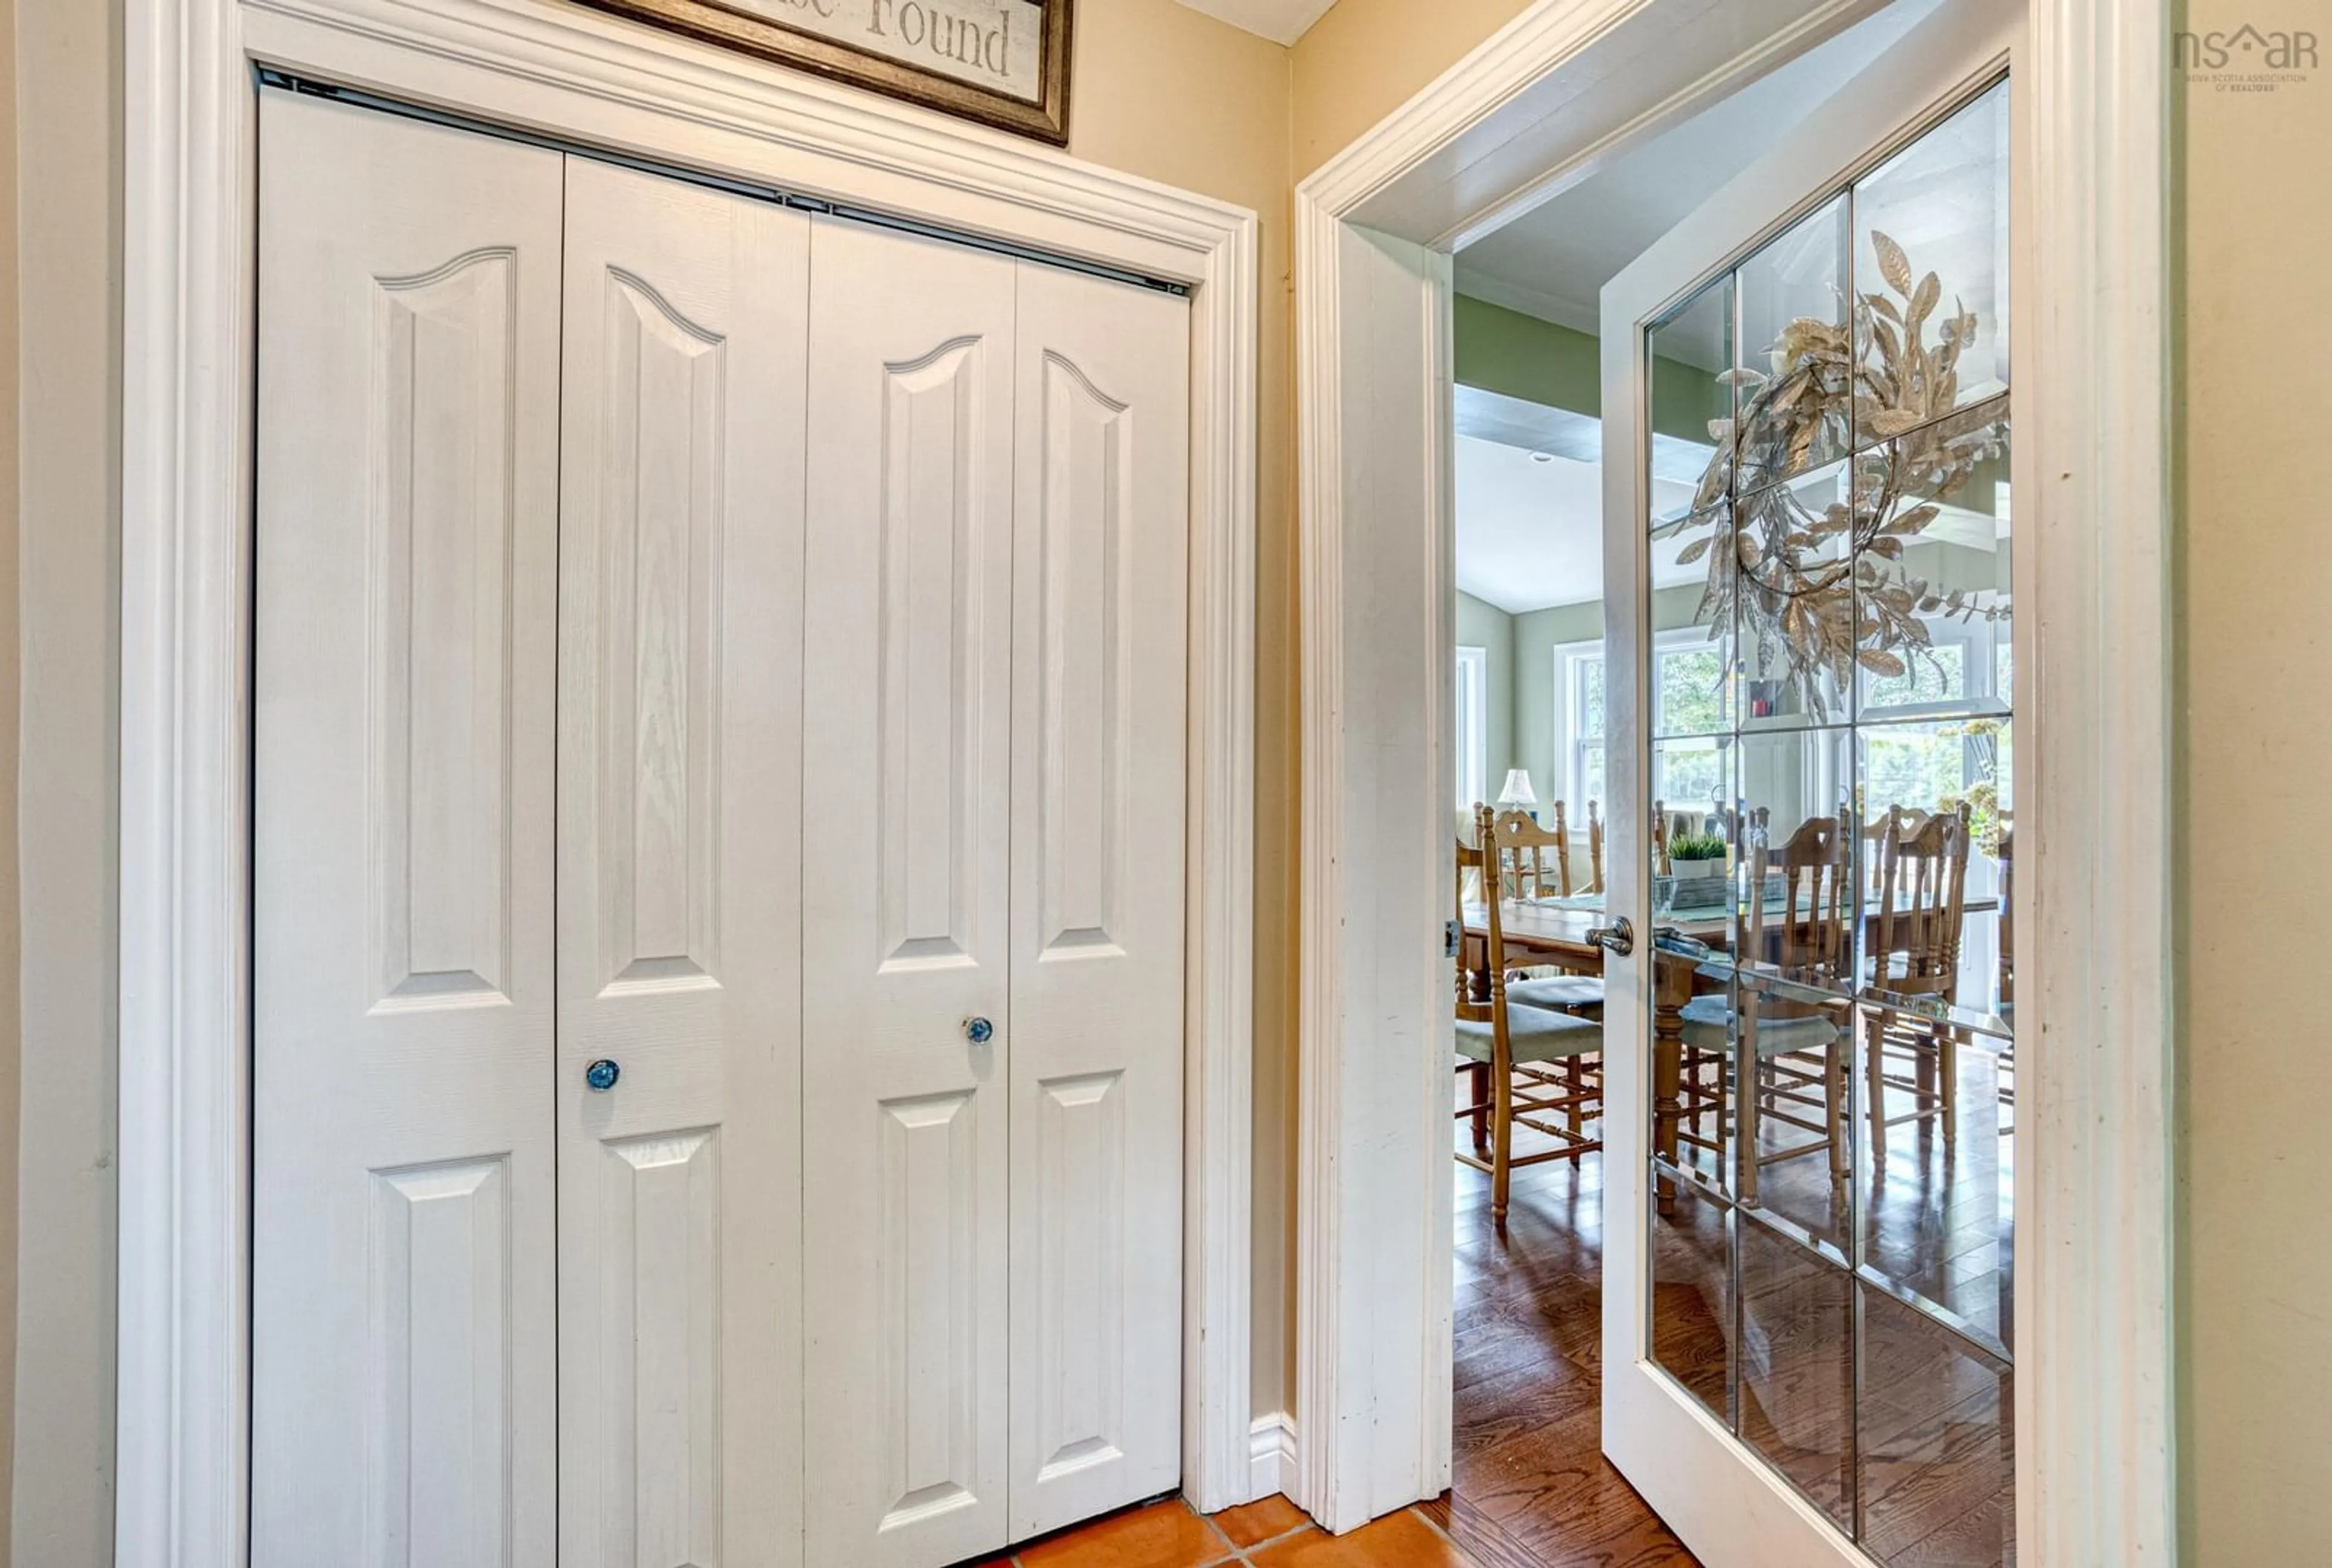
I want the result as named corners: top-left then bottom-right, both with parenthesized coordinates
top-left (971, 1493), bottom-right (1487, 1567)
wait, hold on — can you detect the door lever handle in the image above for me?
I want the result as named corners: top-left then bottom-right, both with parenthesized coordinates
top-left (1586, 917), bottom-right (1634, 957)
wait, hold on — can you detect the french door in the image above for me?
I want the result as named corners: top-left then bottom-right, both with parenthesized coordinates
top-left (1597, 3), bottom-right (2024, 1564)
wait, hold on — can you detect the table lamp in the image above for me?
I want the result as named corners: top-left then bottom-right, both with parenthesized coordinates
top-left (1496, 769), bottom-right (1536, 811)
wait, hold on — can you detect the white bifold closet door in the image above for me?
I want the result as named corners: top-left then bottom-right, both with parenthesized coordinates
top-left (254, 95), bottom-right (565, 1566)
top-left (255, 91), bottom-right (808, 1568)
top-left (553, 158), bottom-right (809, 1568)
top-left (800, 217), bottom-right (1191, 1564)
top-left (1004, 254), bottom-right (1190, 1542)
top-left (258, 87), bottom-right (1187, 1568)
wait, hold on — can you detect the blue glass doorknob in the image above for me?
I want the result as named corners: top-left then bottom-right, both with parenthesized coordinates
top-left (964, 1017), bottom-right (994, 1045)
top-left (585, 1058), bottom-right (621, 1092)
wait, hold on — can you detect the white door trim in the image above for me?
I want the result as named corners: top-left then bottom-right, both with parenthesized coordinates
top-left (1294, 0), bottom-right (2173, 1559)
top-left (118, 1), bottom-right (1260, 1560)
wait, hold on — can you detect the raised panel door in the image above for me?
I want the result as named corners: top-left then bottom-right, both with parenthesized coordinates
top-left (553, 156), bottom-right (811, 1568)
top-left (252, 90), bottom-right (563, 1568)
top-left (800, 216), bottom-right (1018, 1568)
top-left (1004, 266), bottom-right (1190, 1538)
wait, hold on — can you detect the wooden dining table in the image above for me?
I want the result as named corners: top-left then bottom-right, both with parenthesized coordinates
top-left (1461, 889), bottom-right (1999, 1215)
top-left (1459, 898), bottom-right (1704, 1214)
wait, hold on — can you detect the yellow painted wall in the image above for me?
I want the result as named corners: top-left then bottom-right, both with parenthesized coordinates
top-left (1289, 0), bottom-right (1534, 177)
top-left (15, 0), bottom-right (2295, 1554)
top-left (1080, 0), bottom-right (1540, 1423)
top-left (2173, 5), bottom-right (2332, 1561)
top-left (10, 0), bottom-right (117, 1558)
top-left (1068, 0), bottom-right (1302, 1425)
top-left (0, 0), bottom-right (21, 1557)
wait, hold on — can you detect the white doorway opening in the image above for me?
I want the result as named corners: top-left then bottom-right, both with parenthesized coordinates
top-left (1296, 1), bottom-right (2173, 1562)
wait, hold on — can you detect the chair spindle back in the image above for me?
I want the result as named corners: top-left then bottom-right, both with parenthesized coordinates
top-left (1872, 803), bottom-right (1973, 1001)
top-left (1742, 805), bottom-right (1853, 1019)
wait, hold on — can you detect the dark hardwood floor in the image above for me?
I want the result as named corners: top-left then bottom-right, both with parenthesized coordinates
top-left (1439, 1153), bottom-right (1697, 1568)
top-left (1445, 1047), bottom-right (2013, 1568)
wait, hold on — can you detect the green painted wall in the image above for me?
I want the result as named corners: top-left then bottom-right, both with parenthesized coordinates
top-left (1453, 291), bottom-right (1733, 445)
top-left (1453, 295), bottom-right (1601, 415)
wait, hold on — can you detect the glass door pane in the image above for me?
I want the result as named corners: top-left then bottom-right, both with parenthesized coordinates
top-left (1637, 75), bottom-right (2016, 1567)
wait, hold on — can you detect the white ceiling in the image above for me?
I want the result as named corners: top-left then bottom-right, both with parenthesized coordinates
top-left (1170, 0), bottom-right (1338, 46)
top-left (1454, 0), bottom-right (1941, 333)
top-left (1455, 424), bottom-right (2004, 619)
top-left (1454, 435), bottom-right (1707, 615)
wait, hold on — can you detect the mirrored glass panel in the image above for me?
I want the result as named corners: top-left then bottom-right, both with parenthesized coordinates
top-left (1735, 725), bottom-right (1856, 977)
top-left (1737, 195), bottom-right (1852, 491)
top-left (1856, 997), bottom-right (2014, 1355)
top-left (1853, 81), bottom-right (2011, 448)
top-left (1652, 740), bottom-right (1732, 857)
top-left (1856, 1283), bottom-right (2014, 1566)
top-left (1731, 791), bottom-right (1857, 1254)
top-left (1739, 1216), bottom-right (1855, 1532)
top-left (1855, 397), bottom-right (2013, 724)
top-left (1652, 501), bottom-right (1736, 739)
top-left (1649, 1167), bottom-right (1734, 1423)
top-left (1737, 457), bottom-right (1861, 726)
top-left (1651, 274), bottom-right (1734, 526)
top-left (1636, 73), bottom-right (2015, 1564)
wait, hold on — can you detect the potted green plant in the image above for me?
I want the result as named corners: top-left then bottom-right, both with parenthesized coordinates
top-left (1668, 832), bottom-right (1728, 880)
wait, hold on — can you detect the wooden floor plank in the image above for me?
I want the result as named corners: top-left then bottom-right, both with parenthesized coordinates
top-left (1450, 1047), bottom-right (2011, 1567)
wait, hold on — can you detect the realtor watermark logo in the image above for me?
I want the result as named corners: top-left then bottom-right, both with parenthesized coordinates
top-left (2176, 22), bottom-right (2318, 93)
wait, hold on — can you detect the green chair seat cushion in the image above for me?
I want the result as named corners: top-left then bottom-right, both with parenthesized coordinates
top-left (1455, 1003), bottom-right (1603, 1064)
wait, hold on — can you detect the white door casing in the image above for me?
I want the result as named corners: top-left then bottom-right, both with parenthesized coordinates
top-left (1595, 7), bottom-right (2020, 1561)
top-left (1006, 264), bottom-right (1192, 1538)
top-left (124, 4), bottom-right (1261, 1555)
top-left (251, 90), bottom-right (564, 1566)
top-left (799, 216), bottom-right (1021, 1568)
top-left (554, 156), bottom-right (810, 1568)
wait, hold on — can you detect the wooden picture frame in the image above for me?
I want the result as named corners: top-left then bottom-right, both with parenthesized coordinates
top-left (575, 0), bottom-right (1073, 145)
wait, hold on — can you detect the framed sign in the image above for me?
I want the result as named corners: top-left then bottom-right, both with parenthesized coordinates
top-left (579, 0), bottom-right (1074, 144)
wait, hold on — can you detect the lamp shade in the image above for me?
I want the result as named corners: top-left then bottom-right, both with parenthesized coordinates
top-left (1496, 769), bottom-right (1537, 808)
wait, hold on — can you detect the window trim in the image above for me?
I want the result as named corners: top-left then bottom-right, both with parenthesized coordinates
top-left (1549, 635), bottom-right (1599, 820)
top-left (1553, 627), bottom-right (1730, 819)
top-left (1454, 644), bottom-right (1488, 813)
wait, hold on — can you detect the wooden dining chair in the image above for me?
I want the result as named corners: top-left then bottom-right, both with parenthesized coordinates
top-left (1497, 805), bottom-right (1604, 1014)
top-left (1585, 799), bottom-right (1606, 895)
top-left (1490, 803), bottom-right (1570, 898)
top-left (1652, 798), bottom-right (1671, 874)
top-left (1996, 820), bottom-right (2015, 1128)
top-left (1676, 806), bottom-right (1854, 1203)
top-left (1864, 802), bottom-right (1974, 1165)
top-left (1454, 805), bottom-right (1603, 1221)
top-left (1996, 820), bottom-right (2014, 1021)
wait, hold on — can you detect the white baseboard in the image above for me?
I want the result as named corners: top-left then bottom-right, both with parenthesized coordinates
top-left (1247, 1412), bottom-right (1298, 1503)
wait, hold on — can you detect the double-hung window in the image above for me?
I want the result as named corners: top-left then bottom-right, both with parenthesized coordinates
top-left (1560, 621), bottom-right (2011, 823)
top-left (1455, 646), bottom-right (1488, 815)
top-left (1858, 619), bottom-right (2014, 813)
top-left (1556, 634), bottom-right (1730, 818)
